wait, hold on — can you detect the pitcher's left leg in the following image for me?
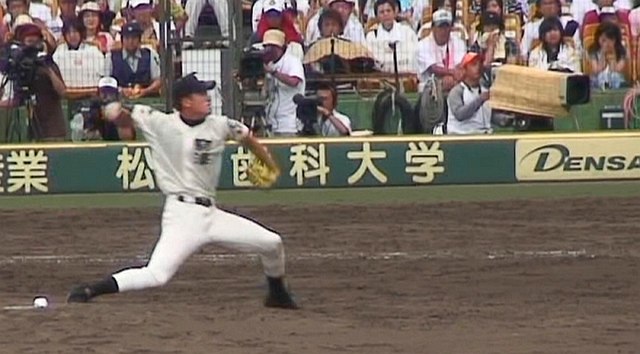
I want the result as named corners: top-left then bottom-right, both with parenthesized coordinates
top-left (208, 208), bottom-right (297, 309)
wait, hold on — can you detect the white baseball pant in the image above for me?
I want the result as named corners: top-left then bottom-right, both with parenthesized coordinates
top-left (112, 196), bottom-right (285, 292)
top-left (184, 0), bottom-right (230, 38)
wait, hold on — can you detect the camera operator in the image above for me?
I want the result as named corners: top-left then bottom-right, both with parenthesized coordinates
top-left (4, 0), bottom-right (57, 52)
top-left (0, 15), bottom-right (67, 141)
top-left (315, 83), bottom-right (351, 136)
top-left (262, 29), bottom-right (305, 137)
top-left (71, 76), bottom-right (136, 141)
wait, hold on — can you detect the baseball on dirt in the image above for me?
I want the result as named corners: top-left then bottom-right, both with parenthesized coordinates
top-left (33, 296), bottom-right (48, 308)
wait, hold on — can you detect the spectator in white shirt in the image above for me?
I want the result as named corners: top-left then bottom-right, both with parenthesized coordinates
top-left (53, 19), bottom-right (105, 89)
top-left (305, 0), bottom-right (330, 44)
top-left (416, 0), bottom-right (468, 42)
top-left (261, 29), bottom-right (306, 136)
top-left (366, 0), bottom-right (418, 73)
top-left (364, 0), bottom-right (413, 23)
top-left (56, 18), bottom-right (88, 51)
top-left (306, 0), bottom-right (366, 44)
top-left (329, 0), bottom-right (366, 42)
top-left (416, 9), bottom-right (466, 91)
top-left (571, 0), bottom-right (631, 26)
top-left (412, 0), bottom-right (430, 30)
top-left (470, 12), bottom-right (520, 66)
top-left (317, 8), bottom-right (345, 39)
top-left (315, 83), bottom-right (351, 136)
top-left (528, 16), bottom-right (581, 72)
top-left (521, 0), bottom-right (580, 59)
top-left (588, 21), bottom-right (627, 89)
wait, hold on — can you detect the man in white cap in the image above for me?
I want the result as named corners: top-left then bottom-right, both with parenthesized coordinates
top-left (72, 76), bottom-right (130, 141)
top-left (253, 0), bottom-right (288, 32)
top-left (416, 9), bottom-right (466, 92)
top-left (184, 0), bottom-right (229, 40)
top-left (97, 76), bottom-right (135, 140)
top-left (262, 29), bottom-right (305, 136)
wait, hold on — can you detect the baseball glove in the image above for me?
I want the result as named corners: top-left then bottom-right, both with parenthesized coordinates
top-left (247, 158), bottom-right (280, 188)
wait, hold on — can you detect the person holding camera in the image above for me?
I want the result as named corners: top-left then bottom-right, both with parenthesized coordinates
top-left (4, 0), bottom-right (57, 52)
top-left (315, 83), bottom-right (351, 136)
top-left (0, 15), bottom-right (67, 141)
top-left (71, 76), bottom-right (137, 141)
top-left (262, 29), bottom-right (305, 137)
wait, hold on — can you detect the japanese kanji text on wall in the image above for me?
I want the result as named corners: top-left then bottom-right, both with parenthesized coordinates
top-left (0, 137), bottom-right (517, 194)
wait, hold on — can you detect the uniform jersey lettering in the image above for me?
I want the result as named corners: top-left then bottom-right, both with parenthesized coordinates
top-left (227, 119), bottom-right (247, 140)
top-left (193, 139), bottom-right (213, 165)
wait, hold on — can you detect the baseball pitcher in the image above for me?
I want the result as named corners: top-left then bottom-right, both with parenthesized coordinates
top-left (66, 73), bottom-right (297, 310)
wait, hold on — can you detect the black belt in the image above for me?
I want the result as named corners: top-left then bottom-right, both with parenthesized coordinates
top-left (177, 195), bottom-right (213, 207)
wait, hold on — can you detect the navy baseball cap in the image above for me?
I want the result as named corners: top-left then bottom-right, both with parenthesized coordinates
top-left (173, 73), bottom-right (215, 103)
top-left (121, 22), bottom-right (143, 37)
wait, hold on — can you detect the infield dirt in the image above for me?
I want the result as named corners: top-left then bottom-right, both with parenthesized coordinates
top-left (0, 198), bottom-right (638, 353)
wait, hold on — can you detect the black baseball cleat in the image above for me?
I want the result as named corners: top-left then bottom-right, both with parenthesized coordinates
top-left (67, 284), bottom-right (93, 303)
top-left (264, 276), bottom-right (299, 310)
top-left (264, 291), bottom-right (298, 309)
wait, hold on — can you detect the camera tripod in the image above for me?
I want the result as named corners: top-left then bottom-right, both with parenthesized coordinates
top-left (0, 77), bottom-right (37, 143)
top-left (241, 105), bottom-right (271, 138)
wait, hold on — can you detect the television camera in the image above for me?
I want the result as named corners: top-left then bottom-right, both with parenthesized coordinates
top-left (0, 41), bottom-right (51, 96)
top-left (237, 46), bottom-right (270, 136)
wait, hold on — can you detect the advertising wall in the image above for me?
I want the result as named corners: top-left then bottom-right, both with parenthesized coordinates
top-left (0, 133), bottom-right (637, 195)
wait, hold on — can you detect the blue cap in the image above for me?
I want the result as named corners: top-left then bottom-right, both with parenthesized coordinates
top-left (121, 22), bottom-right (143, 37)
top-left (173, 73), bottom-right (215, 103)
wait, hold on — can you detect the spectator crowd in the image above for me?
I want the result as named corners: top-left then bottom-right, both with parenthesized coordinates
top-left (246, 0), bottom-right (639, 134)
top-left (247, 0), bottom-right (638, 88)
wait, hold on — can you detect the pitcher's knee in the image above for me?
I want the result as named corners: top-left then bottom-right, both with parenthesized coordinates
top-left (147, 266), bottom-right (174, 287)
top-left (262, 232), bottom-right (284, 255)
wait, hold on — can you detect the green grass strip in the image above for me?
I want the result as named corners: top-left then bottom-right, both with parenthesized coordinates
top-left (1, 181), bottom-right (639, 209)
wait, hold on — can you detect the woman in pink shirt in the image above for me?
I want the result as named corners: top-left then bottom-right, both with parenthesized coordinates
top-left (79, 1), bottom-right (114, 53)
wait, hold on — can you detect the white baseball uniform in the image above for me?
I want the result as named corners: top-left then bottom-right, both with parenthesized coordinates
top-left (111, 105), bottom-right (285, 292)
top-left (185, 0), bottom-right (230, 38)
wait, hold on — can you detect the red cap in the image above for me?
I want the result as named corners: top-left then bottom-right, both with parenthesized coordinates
top-left (460, 52), bottom-right (481, 68)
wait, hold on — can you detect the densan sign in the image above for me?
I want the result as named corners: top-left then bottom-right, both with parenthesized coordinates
top-left (516, 138), bottom-right (640, 181)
